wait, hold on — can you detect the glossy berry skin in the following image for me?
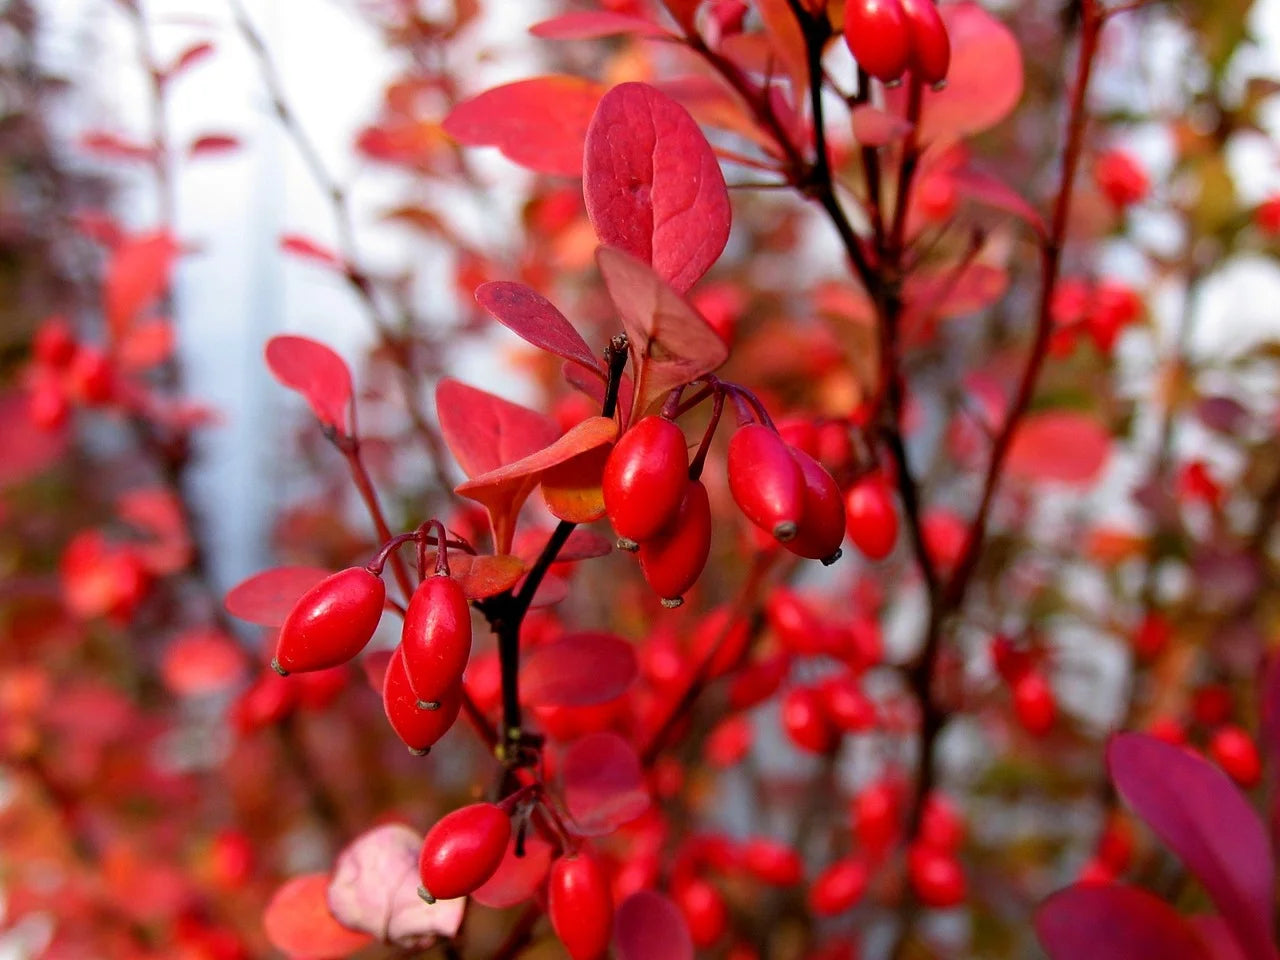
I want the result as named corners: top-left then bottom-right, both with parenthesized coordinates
top-left (899, 0), bottom-right (950, 86)
top-left (383, 647), bottom-right (462, 754)
top-left (1209, 725), bottom-right (1261, 788)
top-left (727, 424), bottom-right (806, 542)
top-left (785, 447), bottom-right (846, 563)
top-left (401, 574), bottom-right (472, 705)
top-left (782, 687), bottom-right (838, 754)
top-left (638, 479), bottom-right (712, 607)
top-left (675, 877), bottom-right (729, 949)
top-left (548, 852), bottom-right (613, 960)
top-left (907, 845), bottom-right (966, 908)
top-left (418, 802), bottom-right (511, 902)
top-left (603, 416), bottom-right (689, 544)
top-left (808, 858), bottom-right (869, 916)
top-left (273, 567), bottom-right (386, 675)
top-left (844, 0), bottom-right (910, 82)
top-left (1013, 670), bottom-right (1056, 737)
top-left (845, 475), bottom-right (899, 560)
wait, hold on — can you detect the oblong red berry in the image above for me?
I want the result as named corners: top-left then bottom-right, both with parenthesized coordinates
top-left (674, 877), bottom-right (729, 949)
top-left (383, 647), bottom-right (462, 754)
top-left (808, 857), bottom-right (869, 916)
top-left (273, 567), bottom-right (386, 675)
top-left (845, 475), bottom-right (899, 560)
top-left (418, 802), bottom-right (511, 902)
top-left (638, 479), bottom-right (712, 608)
top-left (785, 447), bottom-right (846, 563)
top-left (844, 0), bottom-right (911, 82)
top-left (907, 844), bottom-right (966, 907)
top-left (401, 574), bottom-right (472, 706)
top-left (603, 416), bottom-right (689, 544)
top-left (727, 424), bottom-right (805, 542)
top-left (782, 686), bottom-right (838, 754)
top-left (548, 852), bottom-right (613, 960)
top-left (900, 0), bottom-right (950, 86)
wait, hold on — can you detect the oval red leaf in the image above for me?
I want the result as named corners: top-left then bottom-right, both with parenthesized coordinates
top-left (614, 890), bottom-right (694, 960)
top-left (1036, 884), bottom-right (1211, 960)
top-left (475, 281), bottom-right (601, 375)
top-left (161, 628), bottom-right (246, 697)
top-left (225, 566), bottom-right (332, 627)
top-left (436, 379), bottom-right (559, 480)
top-left (561, 731), bottom-right (650, 835)
top-left (265, 335), bottom-right (354, 435)
top-left (523, 632), bottom-right (638, 707)
top-left (103, 230), bottom-right (179, 340)
top-left (442, 76), bottom-right (604, 178)
top-left (263, 873), bottom-right (373, 960)
top-left (280, 234), bottom-right (345, 271)
top-left (584, 83), bottom-right (730, 293)
top-left (1007, 411), bottom-right (1111, 486)
top-left (531, 11), bottom-right (672, 39)
top-left (1108, 733), bottom-right (1276, 960)
top-left (471, 832), bottom-right (554, 909)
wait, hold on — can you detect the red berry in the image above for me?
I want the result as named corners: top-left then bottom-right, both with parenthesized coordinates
top-left (845, 474), bottom-right (898, 560)
top-left (808, 857), bottom-right (869, 916)
top-left (1146, 715), bottom-right (1186, 745)
top-left (844, 0), bottom-right (910, 82)
top-left (1012, 670), bottom-right (1055, 737)
top-left (231, 669), bottom-right (298, 734)
top-left (782, 686), bottom-right (838, 754)
top-left (1131, 611), bottom-right (1171, 661)
top-left (273, 567), bottom-right (386, 675)
top-left (602, 416), bottom-right (689, 544)
top-left (820, 673), bottom-right (877, 733)
top-left (28, 378), bottom-right (69, 431)
top-left (401, 573), bottom-right (472, 705)
top-left (674, 877), bottom-right (729, 948)
top-left (705, 715), bottom-right (754, 767)
top-left (33, 317), bottom-right (77, 369)
top-left (1077, 857), bottom-right (1116, 886)
top-left (1192, 684), bottom-right (1232, 728)
top-left (785, 447), bottom-right (846, 563)
top-left (899, 0), bottom-right (950, 86)
top-left (852, 781), bottom-right (900, 857)
top-left (908, 845), bottom-right (966, 907)
top-left (740, 838), bottom-right (803, 886)
top-left (728, 653), bottom-right (789, 711)
top-left (1095, 814), bottom-right (1133, 873)
top-left (383, 647), bottom-right (463, 754)
top-left (638, 479), bottom-right (712, 607)
top-left (776, 417), bottom-right (821, 458)
top-left (1256, 195), bottom-right (1280, 235)
top-left (918, 793), bottom-right (964, 853)
top-left (67, 346), bottom-right (114, 405)
top-left (765, 588), bottom-right (826, 656)
top-left (690, 606), bottom-right (752, 679)
top-left (1208, 725), bottom-right (1261, 788)
top-left (548, 852), bottom-right (613, 960)
top-left (418, 802), bottom-right (511, 902)
top-left (727, 424), bottom-right (806, 542)
top-left (1094, 149), bottom-right (1148, 208)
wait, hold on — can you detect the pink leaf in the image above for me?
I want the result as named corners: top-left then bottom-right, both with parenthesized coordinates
top-left (1035, 884), bottom-right (1211, 960)
top-left (475, 281), bottom-right (602, 375)
top-left (224, 566), bottom-right (332, 627)
top-left (522, 632), bottom-right (638, 707)
top-left (1007, 411), bottom-right (1111, 486)
top-left (328, 824), bottom-right (465, 948)
top-left (952, 165), bottom-right (1045, 236)
top-left (165, 41), bottom-right (214, 79)
top-left (471, 832), bottom-right (553, 908)
top-left (596, 246), bottom-right (729, 415)
top-left (851, 105), bottom-right (913, 146)
top-left (103, 231), bottom-right (179, 340)
top-left (1108, 733), bottom-right (1277, 960)
top-left (263, 873), bottom-right (373, 960)
top-left (561, 731), bottom-right (650, 835)
top-left (584, 83), bottom-right (730, 293)
top-left (442, 77), bottom-right (604, 177)
top-left (188, 133), bottom-right (241, 157)
top-left (264, 335), bottom-right (354, 435)
top-left (614, 890), bottom-right (694, 960)
top-left (280, 234), bottom-right (346, 271)
top-left (436, 379), bottom-right (560, 480)
top-left (531, 11), bottom-right (672, 39)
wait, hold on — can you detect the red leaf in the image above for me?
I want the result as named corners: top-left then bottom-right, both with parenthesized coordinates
top-left (1007, 412), bottom-right (1111, 486)
top-left (103, 231), bottom-right (178, 340)
top-left (0, 391), bottom-right (67, 487)
top-left (475, 281), bottom-right (602, 375)
top-left (1108, 733), bottom-right (1276, 960)
top-left (754, 0), bottom-right (809, 99)
top-left (225, 566), bottom-right (332, 627)
top-left (116, 319), bottom-right (175, 370)
top-left (264, 335), bottom-right (354, 434)
top-left (161, 628), bottom-right (245, 697)
top-left (903, 262), bottom-right (1008, 327)
top-left (614, 890), bottom-right (695, 960)
top-left (584, 83), bottom-right (731, 293)
top-left (436, 379), bottom-right (560, 480)
top-left (522, 632), bottom-right (638, 707)
top-left (952, 165), bottom-right (1045, 236)
top-left (188, 134), bottom-right (241, 157)
top-left (280, 234), bottom-right (346, 271)
top-left (79, 130), bottom-right (155, 162)
top-left (417, 552), bottom-right (525, 599)
top-left (851, 105), bottom-right (913, 147)
top-left (658, 0), bottom-right (700, 31)
top-left (596, 246), bottom-right (729, 415)
top-left (1035, 884), bottom-right (1211, 960)
top-left (471, 832), bottom-right (553, 908)
top-left (442, 77), bottom-right (604, 177)
top-left (166, 41), bottom-right (214, 79)
top-left (513, 527), bottom-right (613, 566)
top-left (561, 731), bottom-right (650, 835)
top-left (531, 11), bottom-right (672, 39)
top-left (1190, 917), bottom-right (1250, 960)
top-left (117, 487), bottom-right (192, 575)
top-left (263, 873), bottom-right (373, 960)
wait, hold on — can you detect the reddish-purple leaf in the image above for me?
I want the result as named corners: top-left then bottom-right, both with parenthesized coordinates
top-left (523, 632), bottom-right (638, 707)
top-left (224, 566), bottom-right (332, 627)
top-left (471, 833), bottom-right (553, 909)
top-left (614, 890), bottom-right (695, 960)
top-left (263, 873), bottom-right (374, 960)
top-left (952, 165), bottom-right (1046, 236)
top-left (475, 281), bottom-right (602, 376)
top-left (596, 246), bottom-right (729, 415)
top-left (1263, 655), bottom-right (1280, 785)
top-left (280, 233), bottom-right (346, 271)
top-left (188, 134), bottom-right (241, 157)
top-left (562, 732), bottom-right (650, 835)
top-left (1035, 884), bottom-right (1211, 960)
top-left (1108, 733), bottom-right (1277, 960)
top-left (514, 527), bottom-right (613, 566)
top-left (1191, 917), bottom-right (1250, 960)
top-left (851, 105), bottom-right (913, 146)
top-left (1007, 411), bottom-right (1111, 486)
top-left (436, 379), bottom-right (559, 480)
top-left (531, 11), bottom-right (672, 39)
top-left (328, 824), bottom-right (465, 948)
top-left (584, 83), bottom-right (730, 293)
top-left (0, 390), bottom-right (68, 487)
top-left (265, 335), bottom-right (355, 435)
top-left (442, 77), bottom-right (604, 177)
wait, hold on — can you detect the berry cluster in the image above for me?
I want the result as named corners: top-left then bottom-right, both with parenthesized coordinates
top-left (843, 0), bottom-right (952, 87)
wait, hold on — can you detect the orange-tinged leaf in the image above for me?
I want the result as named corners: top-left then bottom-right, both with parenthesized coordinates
top-left (436, 379), bottom-right (560, 480)
top-left (442, 76), bottom-right (604, 177)
top-left (263, 873), bottom-right (373, 960)
top-left (1007, 412), bottom-right (1111, 486)
top-left (755, 0), bottom-right (809, 98)
top-left (541, 443), bottom-right (611, 522)
top-left (418, 552), bottom-right (525, 599)
top-left (103, 231), bottom-right (178, 340)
